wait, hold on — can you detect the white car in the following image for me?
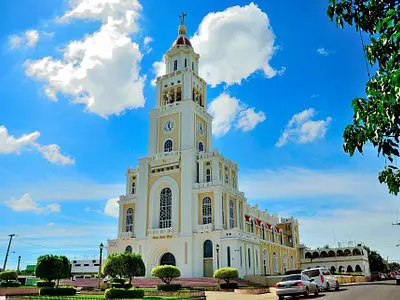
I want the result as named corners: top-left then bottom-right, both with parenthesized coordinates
top-left (275, 274), bottom-right (319, 299)
top-left (302, 267), bottom-right (339, 291)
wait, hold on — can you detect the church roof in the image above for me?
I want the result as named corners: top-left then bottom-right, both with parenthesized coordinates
top-left (173, 36), bottom-right (192, 47)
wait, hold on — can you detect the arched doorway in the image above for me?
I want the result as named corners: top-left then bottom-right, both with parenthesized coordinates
top-left (263, 249), bottom-right (269, 275)
top-left (203, 240), bottom-right (213, 277)
top-left (160, 252), bottom-right (176, 266)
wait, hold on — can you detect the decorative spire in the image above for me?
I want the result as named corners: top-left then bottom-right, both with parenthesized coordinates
top-left (178, 12), bottom-right (187, 36)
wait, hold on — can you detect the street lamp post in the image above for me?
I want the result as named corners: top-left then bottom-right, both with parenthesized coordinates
top-left (17, 256), bottom-right (21, 274)
top-left (216, 244), bottom-right (220, 269)
top-left (98, 243), bottom-right (104, 289)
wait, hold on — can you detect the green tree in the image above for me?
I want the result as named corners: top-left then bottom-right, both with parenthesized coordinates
top-left (102, 252), bottom-right (145, 284)
top-left (124, 253), bottom-right (145, 284)
top-left (327, 0), bottom-right (400, 195)
top-left (214, 268), bottom-right (239, 284)
top-left (151, 265), bottom-right (181, 284)
top-left (364, 247), bottom-right (387, 272)
top-left (35, 255), bottom-right (70, 286)
top-left (0, 270), bottom-right (18, 282)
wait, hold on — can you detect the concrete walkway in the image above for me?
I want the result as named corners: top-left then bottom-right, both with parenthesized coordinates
top-left (206, 289), bottom-right (277, 300)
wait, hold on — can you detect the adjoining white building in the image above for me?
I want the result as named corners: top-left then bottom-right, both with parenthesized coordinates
top-left (300, 243), bottom-right (371, 276)
top-left (71, 259), bottom-right (100, 280)
top-left (107, 15), bottom-right (301, 278)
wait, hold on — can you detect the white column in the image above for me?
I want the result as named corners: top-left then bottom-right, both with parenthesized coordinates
top-left (118, 198), bottom-right (123, 237)
top-left (212, 158), bottom-right (219, 183)
top-left (226, 194), bottom-right (230, 228)
top-left (135, 158), bottom-right (149, 240)
top-left (214, 189), bottom-right (223, 230)
top-left (192, 190), bottom-right (199, 230)
top-left (180, 149), bottom-right (195, 235)
top-left (199, 161), bottom-right (204, 183)
top-left (236, 198), bottom-right (240, 229)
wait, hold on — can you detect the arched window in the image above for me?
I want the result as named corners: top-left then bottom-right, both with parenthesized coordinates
top-left (328, 250), bottom-right (336, 257)
top-left (330, 266), bottom-right (336, 274)
top-left (227, 246), bottom-right (231, 267)
top-left (164, 139), bottom-right (173, 152)
top-left (202, 197), bottom-right (212, 224)
top-left (203, 240), bottom-right (213, 258)
top-left (262, 225), bottom-right (265, 240)
top-left (206, 169), bottom-right (211, 182)
top-left (282, 254), bottom-right (287, 273)
top-left (320, 251), bottom-right (328, 258)
top-left (280, 233), bottom-right (284, 244)
top-left (355, 265), bottom-right (362, 272)
top-left (225, 173), bottom-right (229, 184)
top-left (344, 249), bottom-right (351, 256)
top-left (271, 228), bottom-right (275, 243)
top-left (159, 188), bottom-right (172, 228)
top-left (131, 181), bottom-right (136, 194)
top-left (184, 58), bottom-right (187, 68)
top-left (198, 142), bottom-right (204, 152)
top-left (353, 248), bottom-right (362, 256)
top-left (250, 219), bottom-right (254, 233)
top-left (173, 60), bottom-right (177, 71)
top-left (160, 252), bottom-right (176, 266)
top-left (229, 200), bottom-right (234, 228)
top-left (126, 208), bottom-right (134, 232)
top-left (125, 245), bottom-right (132, 253)
top-left (347, 265), bottom-right (353, 272)
top-left (305, 252), bottom-right (312, 259)
top-left (312, 251), bottom-right (320, 259)
top-left (255, 249), bottom-right (259, 270)
top-left (263, 250), bottom-right (269, 274)
top-left (273, 252), bottom-right (278, 273)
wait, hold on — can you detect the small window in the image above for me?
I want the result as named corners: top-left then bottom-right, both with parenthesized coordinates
top-left (206, 169), bottom-right (211, 182)
top-left (131, 181), bottom-right (135, 194)
top-left (198, 142), bottom-right (204, 152)
top-left (185, 58), bottom-right (187, 68)
top-left (192, 61), bottom-right (194, 71)
top-left (84, 264), bottom-right (89, 266)
top-left (227, 246), bottom-right (231, 267)
top-left (93, 263), bottom-right (99, 266)
top-left (174, 60), bottom-right (178, 71)
top-left (74, 264), bottom-right (81, 267)
top-left (164, 139), bottom-right (173, 152)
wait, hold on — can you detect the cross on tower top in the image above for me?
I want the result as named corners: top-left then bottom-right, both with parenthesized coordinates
top-left (179, 12), bottom-right (187, 24)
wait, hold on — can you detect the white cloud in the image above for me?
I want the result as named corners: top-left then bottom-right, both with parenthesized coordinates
top-left (104, 197), bottom-right (119, 217)
top-left (0, 125), bottom-right (75, 165)
top-left (47, 222), bottom-right (56, 227)
top-left (236, 108), bottom-right (266, 132)
top-left (35, 144), bottom-right (75, 165)
top-left (7, 193), bottom-right (61, 214)
top-left (276, 108), bottom-right (331, 147)
top-left (191, 3), bottom-right (278, 87)
top-left (0, 126), bottom-right (40, 154)
top-left (25, 0), bottom-right (145, 118)
top-left (143, 36), bottom-right (153, 46)
top-left (9, 30), bottom-right (40, 49)
top-left (317, 48), bottom-right (334, 56)
top-left (152, 3), bottom-right (280, 87)
top-left (207, 93), bottom-right (265, 137)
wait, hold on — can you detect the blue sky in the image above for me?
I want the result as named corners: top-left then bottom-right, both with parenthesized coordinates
top-left (1, 0), bottom-right (399, 269)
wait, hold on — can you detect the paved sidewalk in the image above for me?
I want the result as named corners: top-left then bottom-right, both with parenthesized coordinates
top-left (206, 289), bottom-right (276, 300)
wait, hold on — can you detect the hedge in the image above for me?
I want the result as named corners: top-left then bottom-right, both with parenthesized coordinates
top-left (110, 282), bottom-right (132, 289)
top-left (214, 267), bottom-right (239, 284)
top-left (157, 283), bottom-right (182, 291)
top-left (151, 265), bottom-right (181, 284)
top-left (0, 281), bottom-right (21, 287)
top-left (37, 281), bottom-right (56, 288)
top-left (40, 287), bottom-right (76, 296)
top-left (0, 271), bottom-right (18, 282)
top-left (104, 288), bottom-right (144, 299)
top-left (220, 282), bottom-right (238, 289)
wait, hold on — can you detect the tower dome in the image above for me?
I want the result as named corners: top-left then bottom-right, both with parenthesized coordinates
top-left (172, 12), bottom-right (192, 48)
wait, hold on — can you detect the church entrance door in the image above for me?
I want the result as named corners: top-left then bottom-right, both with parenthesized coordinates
top-left (160, 252), bottom-right (176, 266)
top-left (203, 240), bottom-right (213, 277)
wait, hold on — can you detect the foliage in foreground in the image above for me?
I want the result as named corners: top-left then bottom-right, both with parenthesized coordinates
top-left (214, 267), bottom-right (239, 284)
top-left (102, 252), bottom-right (145, 284)
top-left (104, 287), bottom-right (145, 299)
top-left (151, 265), bottom-right (181, 285)
top-left (35, 255), bottom-right (71, 286)
top-left (327, 0), bottom-right (400, 195)
top-left (0, 270), bottom-right (18, 282)
top-left (39, 286), bottom-right (76, 296)
top-left (156, 283), bottom-right (182, 291)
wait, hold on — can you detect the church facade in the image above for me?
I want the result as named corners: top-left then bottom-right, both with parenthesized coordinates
top-left (107, 17), bottom-right (301, 278)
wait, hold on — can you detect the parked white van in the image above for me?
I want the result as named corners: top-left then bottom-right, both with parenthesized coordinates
top-left (301, 267), bottom-right (339, 291)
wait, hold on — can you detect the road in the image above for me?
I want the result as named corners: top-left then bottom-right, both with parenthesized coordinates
top-left (314, 280), bottom-right (400, 300)
top-left (206, 281), bottom-right (400, 300)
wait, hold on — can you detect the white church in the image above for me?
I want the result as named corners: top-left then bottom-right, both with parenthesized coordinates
top-left (107, 15), bottom-right (301, 278)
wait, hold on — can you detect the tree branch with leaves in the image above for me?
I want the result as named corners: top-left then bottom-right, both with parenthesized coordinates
top-left (327, 0), bottom-right (400, 195)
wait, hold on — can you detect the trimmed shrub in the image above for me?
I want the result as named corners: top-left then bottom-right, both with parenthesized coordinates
top-left (40, 286), bottom-right (76, 296)
top-left (214, 267), bottom-right (239, 284)
top-left (37, 281), bottom-right (56, 288)
top-left (220, 282), bottom-right (238, 289)
top-left (157, 283), bottom-right (182, 291)
top-left (0, 281), bottom-right (21, 287)
top-left (151, 265), bottom-right (181, 284)
top-left (110, 278), bottom-right (125, 284)
top-left (0, 270), bottom-right (18, 282)
top-left (104, 288), bottom-right (144, 299)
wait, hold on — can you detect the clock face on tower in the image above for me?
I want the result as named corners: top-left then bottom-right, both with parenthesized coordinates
top-left (163, 119), bottom-right (175, 132)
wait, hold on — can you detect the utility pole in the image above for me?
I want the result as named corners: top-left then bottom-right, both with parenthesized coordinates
top-left (2, 234), bottom-right (16, 271)
top-left (17, 256), bottom-right (21, 274)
